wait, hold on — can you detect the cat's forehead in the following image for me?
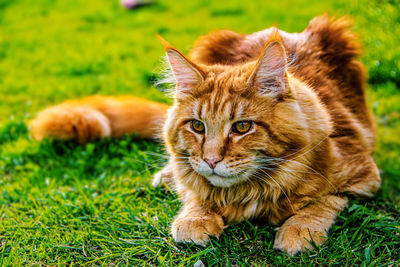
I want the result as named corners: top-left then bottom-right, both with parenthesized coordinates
top-left (187, 79), bottom-right (253, 121)
top-left (205, 66), bottom-right (250, 93)
top-left (176, 65), bottom-right (266, 120)
top-left (191, 91), bottom-right (251, 122)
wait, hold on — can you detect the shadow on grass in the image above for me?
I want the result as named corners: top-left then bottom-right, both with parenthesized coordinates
top-left (0, 122), bottom-right (167, 186)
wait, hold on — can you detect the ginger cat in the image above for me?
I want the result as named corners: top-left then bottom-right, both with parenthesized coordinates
top-left (30, 15), bottom-right (380, 255)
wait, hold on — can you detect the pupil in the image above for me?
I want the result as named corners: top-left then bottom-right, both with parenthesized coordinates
top-left (194, 120), bottom-right (203, 131)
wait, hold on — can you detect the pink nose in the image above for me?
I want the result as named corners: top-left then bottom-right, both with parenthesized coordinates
top-left (204, 156), bottom-right (223, 169)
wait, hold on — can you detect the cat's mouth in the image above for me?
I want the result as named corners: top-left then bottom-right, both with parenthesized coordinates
top-left (202, 170), bottom-right (252, 187)
top-left (189, 159), bottom-right (256, 187)
top-left (207, 169), bottom-right (246, 178)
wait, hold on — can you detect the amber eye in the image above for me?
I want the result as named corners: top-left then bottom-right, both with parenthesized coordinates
top-left (232, 121), bottom-right (252, 134)
top-left (191, 120), bottom-right (205, 133)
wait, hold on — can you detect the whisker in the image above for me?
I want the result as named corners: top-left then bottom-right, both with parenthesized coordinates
top-left (281, 134), bottom-right (331, 160)
top-left (251, 168), bottom-right (295, 212)
top-left (255, 133), bottom-right (331, 165)
top-left (254, 157), bottom-right (337, 192)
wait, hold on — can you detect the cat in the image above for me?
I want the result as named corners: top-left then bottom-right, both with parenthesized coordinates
top-left (30, 15), bottom-right (381, 255)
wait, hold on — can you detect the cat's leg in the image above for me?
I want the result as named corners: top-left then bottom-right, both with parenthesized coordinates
top-left (152, 161), bottom-right (174, 187)
top-left (342, 156), bottom-right (381, 198)
top-left (171, 198), bottom-right (224, 246)
top-left (274, 194), bottom-right (347, 255)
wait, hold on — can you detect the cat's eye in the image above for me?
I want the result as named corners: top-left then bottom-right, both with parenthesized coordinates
top-left (191, 120), bottom-right (205, 133)
top-left (232, 121), bottom-right (252, 134)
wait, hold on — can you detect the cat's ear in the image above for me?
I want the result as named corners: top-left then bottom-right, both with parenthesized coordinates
top-left (248, 30), bottom-right (289, 98)
top-left (166, 49), bottom-right (204, 93)
top-left (157, 35), bottom-right (204, 96)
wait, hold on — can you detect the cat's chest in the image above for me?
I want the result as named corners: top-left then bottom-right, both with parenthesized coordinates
top-left (220, 199), bottom-right (293, 225)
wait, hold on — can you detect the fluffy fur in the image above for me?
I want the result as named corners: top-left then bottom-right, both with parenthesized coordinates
top-left (30, 15), bottom-right (380, 255)
top-left (30, 95), bottom-right (169, 143)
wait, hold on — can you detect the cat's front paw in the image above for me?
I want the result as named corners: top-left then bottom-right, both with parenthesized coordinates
top-left (152, 166), bottom-right (173, 187)
top-left (274, 223), bottom-right (327, 256)
top-left (171, 214), bottom-right (224, 246)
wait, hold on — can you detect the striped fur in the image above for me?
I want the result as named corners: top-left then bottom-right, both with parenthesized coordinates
top-left (30, 15), bottom-right (380, 255)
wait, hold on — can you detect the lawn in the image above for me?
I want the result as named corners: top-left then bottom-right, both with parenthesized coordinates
top-left (0, 0), bottom-right (399, 265)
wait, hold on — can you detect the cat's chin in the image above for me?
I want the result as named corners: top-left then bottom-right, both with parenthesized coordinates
top-left (205, 173), bottom-right (249, 188)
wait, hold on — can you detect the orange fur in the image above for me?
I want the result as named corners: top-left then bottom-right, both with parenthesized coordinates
top-left (30, 95), bottom-right (169, 142)
top-left (30, 15), bottom-right (380, 255)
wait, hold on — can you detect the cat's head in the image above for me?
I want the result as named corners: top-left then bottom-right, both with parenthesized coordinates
top-left (161, 34), bottom-right (318, 188)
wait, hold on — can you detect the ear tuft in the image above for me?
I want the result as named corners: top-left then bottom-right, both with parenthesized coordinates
top-left (156, 34), bottom-right (204, 97)
top-left (156, 34), bottom-right (175, 51)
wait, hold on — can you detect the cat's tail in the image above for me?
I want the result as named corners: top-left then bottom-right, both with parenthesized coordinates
top-left (30, 95), bottom-right (170, 143)
top-left (304, 14), bottom-right (361, 68)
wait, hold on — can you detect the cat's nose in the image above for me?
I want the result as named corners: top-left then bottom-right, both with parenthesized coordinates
top-left (203, 156), bottom-right (223, 169)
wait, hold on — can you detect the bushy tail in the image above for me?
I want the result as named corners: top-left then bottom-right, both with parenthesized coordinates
top-left (305, 14), bottom-right (361, 69)
top-left (30, 95), bottom-right (170, 143)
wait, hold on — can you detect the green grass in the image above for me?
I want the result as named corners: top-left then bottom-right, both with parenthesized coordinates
top-left (0, 0), bottom-right (399, 265)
